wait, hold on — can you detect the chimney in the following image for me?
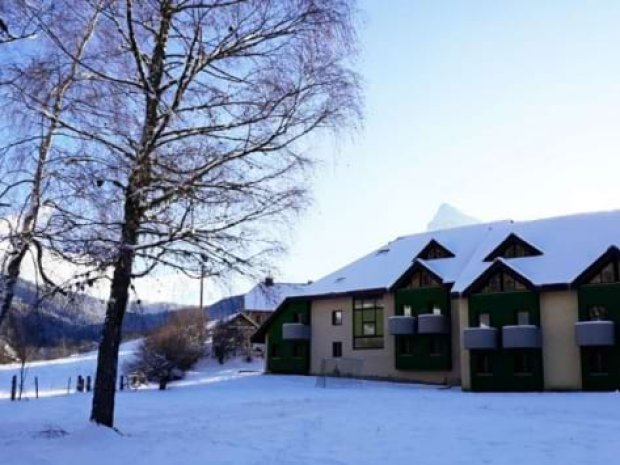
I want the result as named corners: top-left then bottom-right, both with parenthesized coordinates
top-left (264, 276), bottom-right (274, 287)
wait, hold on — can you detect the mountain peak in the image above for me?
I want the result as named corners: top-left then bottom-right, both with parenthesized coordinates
top-left (427, 203), bottom-right (480, 231)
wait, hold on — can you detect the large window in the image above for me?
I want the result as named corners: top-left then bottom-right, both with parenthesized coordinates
top-left (353, 298), bottom-right (384, 349)
top-left (480, 271), bottom-right (527, 294)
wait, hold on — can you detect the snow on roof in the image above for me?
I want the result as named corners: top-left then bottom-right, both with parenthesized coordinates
top-left (243, 282), bottom-right (308, 311)
top-left (288, 209), bottom-right (620, 298)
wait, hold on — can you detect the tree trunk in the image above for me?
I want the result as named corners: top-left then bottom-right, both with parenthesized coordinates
top-left (90, 196), bottom-right (140, 426)
top-left (0, 246), bottom-right (29, 329)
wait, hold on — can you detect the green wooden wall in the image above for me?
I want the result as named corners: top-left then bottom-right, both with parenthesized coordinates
top-left (468, 291), bottom-right (543, 391)
top-left (394, 287), bottom-right (451, 371)
top-left (578, 283), bottom-right (620, 391)
top-left (266, 300), bottom-right (311, 374)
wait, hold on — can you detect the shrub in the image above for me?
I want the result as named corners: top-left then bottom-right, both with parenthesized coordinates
top-left (125, 310), bottom-right (206, 390)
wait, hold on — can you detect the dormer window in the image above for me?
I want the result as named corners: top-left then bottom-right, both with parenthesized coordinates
top-left (410, 269), bottom-right (441, 288)
top-left (480, 271), bottom-right (528, 294)
top-left (589, 262), bottom-right (619, 284)
top-left (484, 234), bottom-right (543, 261)
top-left (417, 240), bottom-right (454, 260)
top-left (573, 246), bottom-right (620, 287)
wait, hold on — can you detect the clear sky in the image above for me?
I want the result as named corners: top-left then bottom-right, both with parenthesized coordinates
top-left (7, 1), bottom-right (620, 306)
top-left (271, 0), bottom-right (620, 293)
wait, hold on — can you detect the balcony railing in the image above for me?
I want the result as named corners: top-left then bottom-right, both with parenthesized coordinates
top-left (575, 320), bottom-right (615, 346)
top-left (463, 327), bottom-right (498, 350)
top-left (417, 313), bottom-right (448, 334)
top-left (388, 316), bottom-right (416, 335)
top-left (502, 325), bottom-right (542, 349)
top-left (282, 323), bottom-right (311, 341)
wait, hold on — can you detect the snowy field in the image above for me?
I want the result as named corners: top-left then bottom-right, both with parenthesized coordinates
top-left (2, 353), bottom-right (620, 465)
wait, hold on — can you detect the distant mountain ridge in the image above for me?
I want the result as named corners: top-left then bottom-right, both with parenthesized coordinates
top-left (427, 203), bottom-right (480, 231)
top-left (4, 276), bottom-right (179, 347)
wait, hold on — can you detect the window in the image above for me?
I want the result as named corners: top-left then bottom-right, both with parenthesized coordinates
top-left (517, 311), bottom-right (530, 325)
top-left (402, 305), bottom-right (412, 317)
top-left (514, 352), bottom-right (532, 375)
top-left (589, 262), bottom-right (619, 284)
top-left (479, 313), bottom-right (491, 327)
top-left (410, 270), bottom-right (440, 288)
top-left (270, 344), bottom-right (279, 358)
top-left (429, 337), bottom-right (443, 356)
top-left (588, 305), bottom-right (608, 321)
top-left (332, 310), bottom-right (343, 326)
top-left (398, 337), bottom-right (414, 355)
top-left (475, 353), bottom-right (492, 375)
top-left (332, 341), bottom-right (343, 358)
top-left (293, 312), bottom-right (307, 324)
top-left (589, 349), bottom-right (609, 375)
top-left (292, 342), bottom-right (304, 358)
top-left (480, 271), bottom-right (528, 294)
top-left (353, 298), bottom-right (384, 349)
top-left (417, 241), bottom-right (454, 260)
top-left (484, 234), bottom-right (543, 261)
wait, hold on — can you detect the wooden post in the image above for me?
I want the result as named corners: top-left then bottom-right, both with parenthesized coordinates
top-left (119, 375), bottom-right (124, 391)
top-left (10, 375), bottom-right (17, 401)
top-left (86, 376), bottom-right (92, 392)
top-left (67, 377), bottom-right (71, 394)
top-left (35, 377), bottom-right (39, 399)
top-left (77, 375), bottom-right (84, 393)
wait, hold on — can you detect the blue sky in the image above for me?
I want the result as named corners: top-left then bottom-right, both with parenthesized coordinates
top-left (5, 1), bottom-right (620, 305)
top-left (271, 0), bottom-right (620, 294)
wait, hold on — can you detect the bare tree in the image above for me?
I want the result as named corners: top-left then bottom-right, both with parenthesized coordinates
top-left (16, 0), bottom-right (360, 427)
top-left (125, 309), bottom-right (206, 390)
top-left (0, 2), bottom-right (104, 331)
top-left (0, 1), bottom-right (50, 45)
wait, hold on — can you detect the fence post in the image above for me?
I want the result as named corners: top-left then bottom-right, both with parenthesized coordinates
top-left (35, 377), bottom-right (39, 399)
top-left (77, 375), bottom-right (84, 393)
top-left (86, 376), bottom-right (92, 392)
top-left (67, 377), bottom-right (71, 394)
top-left (10, 375), bottom-right (17, 401)
top-left (119, 375), bottom-right (124, 391)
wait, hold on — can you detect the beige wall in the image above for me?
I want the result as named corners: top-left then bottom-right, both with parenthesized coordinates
top-left (310, 293), bottom-right (460, 385)
top-left (454, 297), bottom-right (471, 391)
top-left (540, 291), bottom-right (582, 390)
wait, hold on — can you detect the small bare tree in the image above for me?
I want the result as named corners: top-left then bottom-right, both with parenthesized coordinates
top-left (125, 309), bottom-right (206, 390)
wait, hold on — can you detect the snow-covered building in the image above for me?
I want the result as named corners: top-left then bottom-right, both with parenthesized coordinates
top-left (253, 209), bottom-right (620, 391)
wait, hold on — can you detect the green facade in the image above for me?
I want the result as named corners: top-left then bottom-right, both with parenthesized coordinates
top-left (578, 283), bottom-right (620, 391)
top-left (394, 287), bottom-right (451, 371)
top-left (468, 291), bottom-right (543, 391)
top-left (266, 300), bottom-right (311, 374)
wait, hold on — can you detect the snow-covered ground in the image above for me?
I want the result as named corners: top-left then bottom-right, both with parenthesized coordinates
top-left (2, 352), bottom-right (620, 465)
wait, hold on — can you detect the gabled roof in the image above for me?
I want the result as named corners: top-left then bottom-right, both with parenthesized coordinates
top-left (572, 246), bottom-right (620, 286)
top-left (243, 282), bottom-right (308, 311)
top-left (253, 209), bottom-right (620, 340)
top-left (416, 239), bottom-right (455, 260)
top-left (390, 259), bottom-right (446, 291)
top-left (482, 233), bottom-right (543, 262)
top-left (461, 259), bottom-right (536, 296)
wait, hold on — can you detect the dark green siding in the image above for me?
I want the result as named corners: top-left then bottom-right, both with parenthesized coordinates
top-left (394, 287), bottom-right (451, 371)
top-left (468, 291), bottom-right (543, 391)
top-left (266, 300), bottom-right (311, 374)
top-left (578, 283), bottom-right (620, 391)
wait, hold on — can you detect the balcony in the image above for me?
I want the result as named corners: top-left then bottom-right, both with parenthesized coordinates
top-left (463, 327), bottom-right (498, 350)
top-left (388, 316), bottom-right (416, 335)
top-left (502, 325), bottom-right (542, 349)
top-left (417, 313), bottom-right (448, 334)
top-left (282, 323), bottom-right (311, 340)
top-left (575, 320), bottom-right (615, 347)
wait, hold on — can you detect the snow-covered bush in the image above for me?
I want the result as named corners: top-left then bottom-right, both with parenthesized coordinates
top-left (125, 310), bottom-right (206, 390)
